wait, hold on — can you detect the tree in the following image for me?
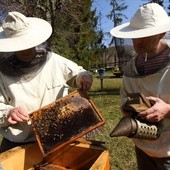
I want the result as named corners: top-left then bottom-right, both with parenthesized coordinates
top-left (107, 0), bottom-right (128, 69)
top-left (0, 0), bottom-right (103, 69)
top-left (51, 0), bottom-right (103, 69)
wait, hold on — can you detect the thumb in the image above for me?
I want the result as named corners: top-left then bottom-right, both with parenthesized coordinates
top-left (146, 96), bottom-right (159, 105)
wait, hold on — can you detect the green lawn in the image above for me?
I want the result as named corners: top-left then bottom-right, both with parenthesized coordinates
top-left (87, 72), bottom-right (137, 170)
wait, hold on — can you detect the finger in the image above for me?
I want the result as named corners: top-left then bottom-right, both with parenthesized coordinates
top-left (146, 96), bottom-right (159, 103)
top-left (8, 116), bottom-right (17, 124)
top-left (145, 112), bottom-right (161, 122)
top-left (13, 112), bottom-right (25, 122)
top-left (146, 115), bottom-right (160, 122)
top-left (139, 110), bottom-right (154, 120)
top-left (10, 108), bottom-right (27, 122)
top-left (140, 110), bottom-right (152, 116)
top-left (8, 113), bottom-right (27, 124)
top-left (17, 107), bottom-right (29, 119)
top-left (16, 112), bottom-right (29, 121)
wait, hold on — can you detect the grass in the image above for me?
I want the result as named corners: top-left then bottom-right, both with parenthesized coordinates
top-left (86, 71), bottom-right (137, 170)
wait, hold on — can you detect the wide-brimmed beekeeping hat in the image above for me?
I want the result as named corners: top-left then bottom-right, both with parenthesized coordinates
top-left (0, 11), bottom-right (52, 52)
top-left (110, 3), bottom-right (170, 39)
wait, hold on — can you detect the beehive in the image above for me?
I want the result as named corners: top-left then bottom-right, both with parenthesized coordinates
top-left (0, 141), bottom-right (110, 170)
top-left (0, 90), bottom-right (110, 170)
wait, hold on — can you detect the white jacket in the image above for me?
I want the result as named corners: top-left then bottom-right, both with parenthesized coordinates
top-left (121, 48), bottom-right (170, 158)
top-left (0, 52), bottom-right (90, 143)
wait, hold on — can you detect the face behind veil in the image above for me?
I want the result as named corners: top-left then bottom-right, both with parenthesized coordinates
top-left (0, 47), bottom-right (48, 80)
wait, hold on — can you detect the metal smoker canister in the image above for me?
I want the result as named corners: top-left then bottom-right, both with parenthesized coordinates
top-left (110, 117), bottom-right (160, 140)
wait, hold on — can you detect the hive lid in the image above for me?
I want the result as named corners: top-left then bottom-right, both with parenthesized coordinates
top-left (29, 90), bottom-right (105, 156)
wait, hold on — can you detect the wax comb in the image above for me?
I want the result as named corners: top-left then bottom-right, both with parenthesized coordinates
top-left (29, 90), bottom-right (105, 156)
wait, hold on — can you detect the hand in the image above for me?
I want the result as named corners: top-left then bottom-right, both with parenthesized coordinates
top-left (7, 106), bottom-right (29, 124)
top-left (79, 74), bottom-right (93, 91)
top-left (139, 96), bottom-right (170, 122)
top-left (76, 73), bottom-right (93, 91)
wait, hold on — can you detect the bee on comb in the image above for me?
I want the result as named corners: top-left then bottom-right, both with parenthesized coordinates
top-left (30, 90), bottom-right (105, 156)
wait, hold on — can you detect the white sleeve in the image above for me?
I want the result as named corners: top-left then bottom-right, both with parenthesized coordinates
top-left (0, 95), bottom-right (13, 127)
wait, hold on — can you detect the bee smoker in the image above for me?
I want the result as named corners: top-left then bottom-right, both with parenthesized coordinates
top-left (110, 93), bottom-right (160, 140)
top-left (110, 116), bottom-right (160, 140)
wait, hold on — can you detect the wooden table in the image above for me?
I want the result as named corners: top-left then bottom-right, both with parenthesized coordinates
top-left (96, 76), bottom-right (115, 91)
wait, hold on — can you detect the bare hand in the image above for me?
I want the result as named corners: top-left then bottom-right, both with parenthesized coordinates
top-left (139, 96), bottom-right (170, 122)
top-left (8, 106), bottom-right (29, 124)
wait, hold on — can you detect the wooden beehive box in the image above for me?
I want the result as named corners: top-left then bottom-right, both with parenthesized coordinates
top-left (0, 141), bottom-right (110, 170)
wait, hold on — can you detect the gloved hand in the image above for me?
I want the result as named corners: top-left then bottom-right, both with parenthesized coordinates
top-left (76, 71), bottom-right (93, 91)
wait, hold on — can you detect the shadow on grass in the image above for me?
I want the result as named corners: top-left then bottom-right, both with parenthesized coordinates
top-left (89, 88), bottom-right (120, 96)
